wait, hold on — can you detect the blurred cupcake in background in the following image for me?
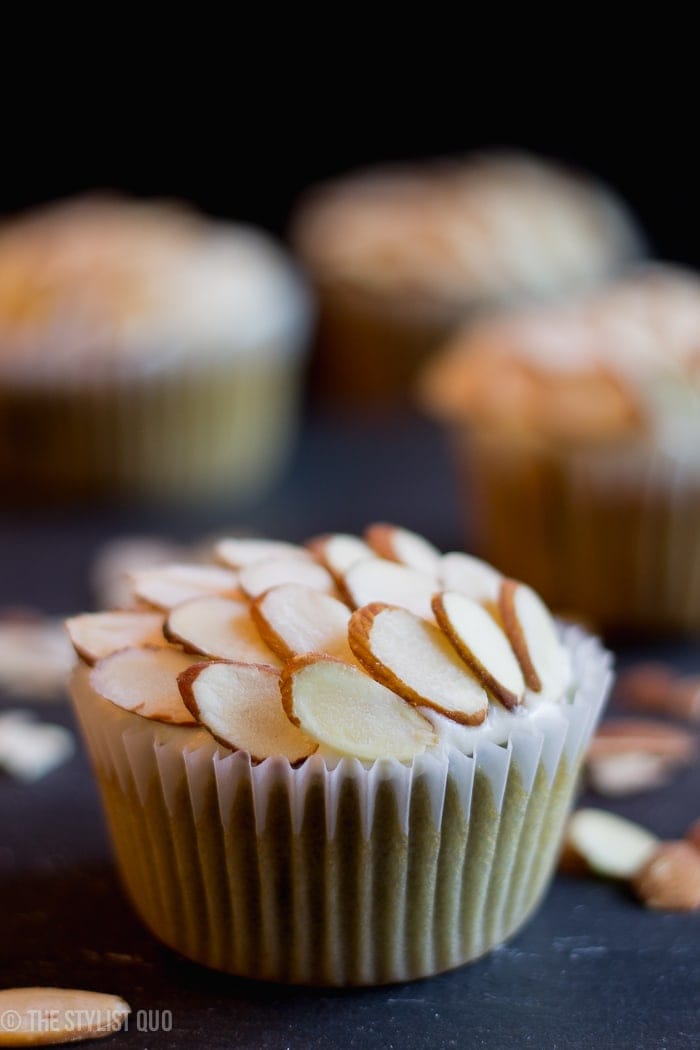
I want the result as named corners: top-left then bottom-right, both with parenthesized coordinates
top-left (292, 152), bottom-right (644, 406)
top-left (420, 266), bottom-right (700, 634)
top-left (0, 196), bottom-right (312, 503)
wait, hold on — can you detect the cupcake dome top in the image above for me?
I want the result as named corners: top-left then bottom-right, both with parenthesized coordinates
top-left (293, 152), bottom-right (644, 309)
top-left (0, 196), bottom-right (310, 383)
top-left (421, 266), bottom-right (700, 446)
top-left (67, 524), bottom-right (574, 764)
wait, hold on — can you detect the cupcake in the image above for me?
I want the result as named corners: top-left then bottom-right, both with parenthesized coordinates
top-left (0, 196), bottom-right (311, 502)
top-left (421, 266), bottom-right (700, 634)
top-left (67, 524), bottom-right (611, 985)
top-left (292, 152), bottom-right (644, 406)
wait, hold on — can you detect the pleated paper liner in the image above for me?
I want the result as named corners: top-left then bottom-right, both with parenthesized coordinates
top-left (456, 428), bottom-right (700, 634)
top-left (71, 627), bottom-right (612, 986)
top-left (0, 349), bottom-right (303, 504)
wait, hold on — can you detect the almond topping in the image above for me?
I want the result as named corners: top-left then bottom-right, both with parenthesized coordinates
top-left (348, 603), bottom-right (488, 725)
top-left (238, 558), bottom-right (336, 599)
top-left (130, 563), bottom-right (241, 610)
top-left (165, 597), bottom-right (281, 667)
top-left (215, 537), bottom-right (311, 569)
top-left (342, 558), bottom-right (437, 620)
top-left (66, 610), bottom-right (166, 665)
top-left (432, 591), bottom-right (524, 709)
top-left (498, 579), bottom-right (570, 697)
top-left (306, 533), bottom-right (373, 582)
top-left (90, 646), bottom-right (199, 725)
top-left (439, 551), bottom-right (502, 603)
top-left (365, 523), bottom-right (441, 575)
top-left (251, 584), bottom-right (353, 662)
top-left (179, 661), bottom-right (317, 762)
top-left (280, 654), bottom-right (436, 761)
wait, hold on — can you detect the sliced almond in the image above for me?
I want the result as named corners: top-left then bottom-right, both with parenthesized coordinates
top-left (439, 551), bottom-right (502, 603)
top-left (342, 557), bottom-right (437, 620)
top-left (432, 591), bottom-right (524, 709)
top-left (216, 537), bottom-right (311, 569)
top-left (90, 646), bottom-right (199, 725)
top-left (280, 654), bottom-right (436, 761)
top-left (632, 841), bottom-right (700, 910)
top-left (348, 603), bottom-right (488, 725)
top-left (165, 597), bottom-right (280, 667)
top-left (615, 663), bottom-right (678, 715)
top-left (588, 720), bottom-right (696, 763)
top-left (498, 579), bottom-right (570, 697)
top-left (0, 986), bottom-right (130, 1046)
top-left (670, 676), bottom-right (700, 723)
top-left (65, 611), bottom-right (166, 665)
top-left (238, 558), bottom-right (336, 600)
top-left (306, 533), bottom-right (373, 583)
top-left (365, 523), bottom-right (441, 575)
top-left (130, 563), bottom-right (241, 610)
top-left (565, 808), bottom-right (659, 880)
top-left (686, 819), bottom-right (700, 852)
top-left (587, 752), bottom-right (674, 797)
top-left (251, 584), bottom-right (353, 662)
top-left (179, 661), bottom-right (316, 762)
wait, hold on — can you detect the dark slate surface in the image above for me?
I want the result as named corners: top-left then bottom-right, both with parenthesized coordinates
top-left (1, 412), bottom-right (699, 1050)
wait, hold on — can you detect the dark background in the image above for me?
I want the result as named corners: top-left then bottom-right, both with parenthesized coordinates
top-left (1, 81), bottom-right (696, 268)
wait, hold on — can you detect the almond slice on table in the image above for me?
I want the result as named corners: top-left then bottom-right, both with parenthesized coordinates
top-left (90, 646), bottom-right (199, 725)
top-left (348, 603), bottom-right (489, 725)
top-left (178, 661), bottom-right (317, 762)
top-left (66, 610), bottom-right (166, 664)
top-left (432, 591), bottom-right (524, 709)
top-left (586, 752), bottom-right (676, 798)
top-left (565, 808), bottom-right (659, 879)
top-left (342, 558), bottom-right (438, 621)
top-left (614, 663), bottom-right (678, 715)
top-left (280, 655), bottom-right (437, 761)
top-left (0, 986), bottom-right (130, 1046)
top-left (215, 537), bottom-right (311, 569)
top-left (364, 523), bottom-right (441, 575)
top-left (588, 720), bottom-right (696, 762)
top-left (686, 819), bottom-right (700, 851)
top-left (165, 597), bottom-right (281, 667)
top-left (251, 584), bottom-right (353, 662)
top-left (498, 579), bottom-right (570, 696)
top-left (632, 841), bottom-right (700, 911)
top-left (306, 533), bottom-right (373, 582)
top-left (239, 558), bottom-right (336, 599)
top-left (130, 563), bottom-right (241, 610)
top-left (439, 551), bottom-right (503, 604)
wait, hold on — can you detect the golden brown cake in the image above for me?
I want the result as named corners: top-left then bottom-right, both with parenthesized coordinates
top-left (421, 266), bottom-right (700, 632)
top-left (0, 196), bottom-right (311, 502)
top-left (292, 152), bottom-right (644, 405)
top-left (67, 524), bottom-right (611, 984)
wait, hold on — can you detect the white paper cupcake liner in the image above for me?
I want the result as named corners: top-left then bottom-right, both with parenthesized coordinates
top-left (0, 343), bottom-right (305, 502)
top-left (457, 429), bottom-right (700, 633)
top-left (70, 626), bottom-right (611, 986)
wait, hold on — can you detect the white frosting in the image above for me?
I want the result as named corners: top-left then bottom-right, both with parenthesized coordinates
top-left (0, 198), bottom-right (312, 385)
top-left (296, 152), bottom-right (643, 307)
top-left (456, 265), bottom-right (700, 455)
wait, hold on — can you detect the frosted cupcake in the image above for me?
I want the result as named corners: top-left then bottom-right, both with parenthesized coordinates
top-left (0, 196), bottom-right (311, 502)
top-left (67, 524), bottom-right (611, 985)
top-left (292, 152), bottom-right (644, 405)
top-left (421, 266), bottom-right (700, 633)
